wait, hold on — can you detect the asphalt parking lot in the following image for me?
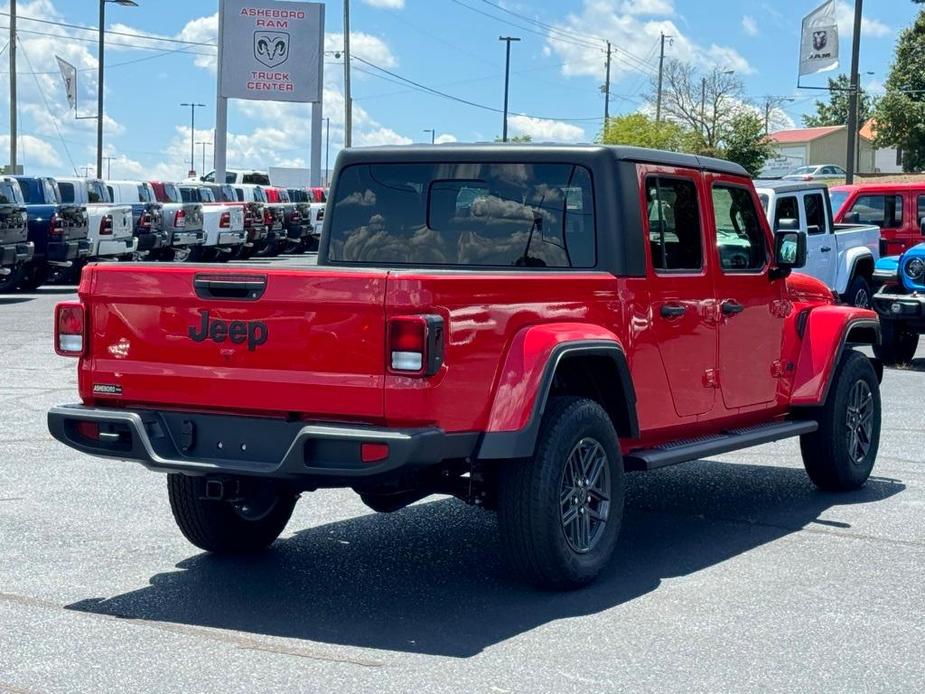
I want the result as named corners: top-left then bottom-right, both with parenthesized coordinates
top-left (1, 258), bottom-right (923, 693)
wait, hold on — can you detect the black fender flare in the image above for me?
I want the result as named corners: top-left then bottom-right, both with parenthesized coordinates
top-left (476, 341), bottom-right (638, 460)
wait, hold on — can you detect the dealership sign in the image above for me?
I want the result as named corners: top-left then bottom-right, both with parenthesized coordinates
top-left (220, 0), bottom-right (324, 103)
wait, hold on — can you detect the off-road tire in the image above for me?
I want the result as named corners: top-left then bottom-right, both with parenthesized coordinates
top-left (873, 319), bottom-right (919, 366)
top-left (167, 475), bottom-right (297, 553)
top-left (800, 349), bottom-right (881, 491)
top-left (844, 275), bottom-right (871, 308)
top-left (0, 264), bottom-right (24, 292)
top-left (497, 396), bottom-right (624, 589)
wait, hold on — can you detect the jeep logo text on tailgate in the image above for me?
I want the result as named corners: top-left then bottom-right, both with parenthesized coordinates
top-left (189, 310), bottom-right (268, 351)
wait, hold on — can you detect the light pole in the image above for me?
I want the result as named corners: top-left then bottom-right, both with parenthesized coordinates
top-left (181, 102), bottom-right (206, 177)
top-left (323, 116), bottom-right (330, 187)
top-left (423, 129), bottom-right (435, 144)
top-left (196, 141), bottom-right (212, 177)
top-left (103, 155), bottom-right (114, 179)
top-left (499, 36), bottom-right (520, 142)
top-left (343, 0), bottom-right (352, 148)
top-left (98, 0), bottom-right (138, 179)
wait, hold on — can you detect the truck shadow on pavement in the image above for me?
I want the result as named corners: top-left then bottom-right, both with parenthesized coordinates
top-left (66, 460), bottom-right (904, 658)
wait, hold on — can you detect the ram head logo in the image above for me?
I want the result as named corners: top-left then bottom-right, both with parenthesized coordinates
top-left (254, 32), bottom-right (290, 68)
top-left (812, 30), bottom-right (828, 51)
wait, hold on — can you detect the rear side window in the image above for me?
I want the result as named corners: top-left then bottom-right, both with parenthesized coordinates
top-left (803, 193), bottom-right (827, 234)
top-left (646, 176), bottom-right (702, 272)
top-left (848, 195), bottom-right (903, 228)
top-left (58, 182), bottom-right (76, 203)
top-left (774, 195), bottom-right (799, 229)
top-left (712, 185), bottom-right (767, 271)
top-left (328, 163), bottom-right (596, 267)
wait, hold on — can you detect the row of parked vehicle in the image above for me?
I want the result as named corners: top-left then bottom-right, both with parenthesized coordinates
top-left (0, 175), bottom-right (328, 292)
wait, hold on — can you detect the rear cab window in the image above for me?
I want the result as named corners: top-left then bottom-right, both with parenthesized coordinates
top-left (58, 182), bottom-right (77, 204)
top-left (327, 162), bottom-right (596, 268)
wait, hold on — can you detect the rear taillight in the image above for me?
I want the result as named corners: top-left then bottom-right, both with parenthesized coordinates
top-left (139, 212), bottom-right (152, 230)
top-left (388, 315), bottom-right (444, 376)
top-left (49, 213), bottom-right (64, 237)
top-left (317, 209), bottom-right (324, 221)
top-left (99, 215), bottom-right (113, 236)
top-left (291, 211), bottom-right (301, 223)
top-left (175, 209), bottom-right (187, 228)
top-left (55, 302), bottom-right (86, 356)
top-left (263, 209), bottom-right (272, 225)
top-left (219, 211), bottom-right (231, 228)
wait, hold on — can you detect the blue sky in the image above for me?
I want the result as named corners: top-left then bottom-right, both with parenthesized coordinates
top-left (0, 0), bottom-right (917, 180)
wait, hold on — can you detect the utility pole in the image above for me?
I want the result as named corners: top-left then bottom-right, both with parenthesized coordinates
top-left (343, 0), bottom-right (352, 148)
top-left (499, 36), bottom-right (520, 142)
top-left (103, 156), bottom-right (114, 179)
top-left (181, 102), bottom-right (205, 177)
top-left (9, 0), bottom-right (16, 174)
top-left (196, 141), bottom-right (212, 176)
top-left (845, 0), bottom-right (863, 183)
top-left (423, 129), bottom-right (435, 144)
top-left (655, 32), bottom-right (670, 123)
top-left (700, 76), bottom-right (706, 135)
top-left (97, 0), bottom-right (139, 179)
top-left (603, 40), bottom-right (612, 125)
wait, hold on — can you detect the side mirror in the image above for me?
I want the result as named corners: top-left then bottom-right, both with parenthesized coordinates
top-left (774, 230), bottom-right (807, 272)
top-left (776, 217), bottom-right (800, 232)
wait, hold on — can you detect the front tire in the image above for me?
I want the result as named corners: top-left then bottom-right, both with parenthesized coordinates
top-left (497, 397), bottom-right (624, 589)
top-left (873, 319), bottom-right (919, 366)
top-left (167, 475), bottom-right (297, 553)
top-left (844, 275), bottom-right (871, 308)
top-left (799, 350), bottom-right (881, 491)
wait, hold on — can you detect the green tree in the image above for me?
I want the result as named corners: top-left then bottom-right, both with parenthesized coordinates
top-left (598, 113), bottom-right (686, 150)
top-left (494, 134), bottom-right (533, 143)
top-left (802, 74), bottom-right (874, 127)
top-left (874, 8), bottom-right (925, 171)
top-left (723, 112), bottom-right (774, 176)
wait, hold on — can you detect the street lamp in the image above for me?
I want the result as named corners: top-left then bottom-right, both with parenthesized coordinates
top-left (196, 141), bottom-right (212, 178)
top-left (181, 102), bottom-right (206, 177)
top-left (97, 0), bottom-right (138, 179)
top-left (499, 36), bottom-right (520, 142)
top-left (423, 129), bottom-right (435, 145)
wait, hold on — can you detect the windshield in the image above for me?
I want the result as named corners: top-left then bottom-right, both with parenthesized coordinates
top-left (829, 190), bottom-right (849, 214)
top-left (327, 162), bottom-right (596, 268)
top-left (0, 181), bottom-right (22, 205)
top-left (278, 189), bottom-right (291, 203)
top-left (789, 166), bottom-right (816, 175)
top-left (253, 187), bottom-right (267, 203)
top-left (200, 188), bottom-right (216, 203)
top-left (138, 183), bottom-right (155, 203)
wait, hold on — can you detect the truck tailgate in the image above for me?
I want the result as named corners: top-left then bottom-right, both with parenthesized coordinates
top-left (79, 265), bottom-right (388, 419)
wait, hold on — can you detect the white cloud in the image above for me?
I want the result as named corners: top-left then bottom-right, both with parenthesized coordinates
top-left (0, 134), bottom-right (62, 169)
top-left (545, 1), bottom-right (753, 82)
top-left (741, 16), bottom-right (759, 37)
top-left (434, 134), bottom-right (458, 144)
top-left (326, 32), bottom-right (397, 68)
top-left (835, 1), bottom-right (890, 38)
top-left (354, 128), bottom-right (413, 147)
top-left (362, 0), bottom-right (405, 8)
top-left (619, 0), bottom-right (672, 14)
top-left (507, 116), bottom-right (586, 143)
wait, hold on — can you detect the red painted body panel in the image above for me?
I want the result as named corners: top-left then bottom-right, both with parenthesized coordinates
top-left (64, 164), bottom-right (878, 458)
top-left (832, 183), bottom-right (925, 256)
top-left (790, 305), bottom-right (878, 406)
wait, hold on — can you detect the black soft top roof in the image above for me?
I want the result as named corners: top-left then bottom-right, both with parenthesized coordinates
top-left (335, 143), bottom-right (748, 177)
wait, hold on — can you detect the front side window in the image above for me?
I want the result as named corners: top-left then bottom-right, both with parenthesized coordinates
top-left (803, 193), bottom-right (827, 233)
top-left (712, 185), bottom-right (768, 271)
top-left (915, 196), bottom-right (925, 230)
top-left (646, 176), bottom-right (702, 272)
top-left (328, 163), bottom-right (596, 267)
top-left (774, 196), bottom-right (800, 229)
top-left (848, 195), bottom-right (903, 228)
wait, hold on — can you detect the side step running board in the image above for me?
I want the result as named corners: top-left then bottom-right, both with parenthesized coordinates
top-left (623, 420), bottom-right (818, 472)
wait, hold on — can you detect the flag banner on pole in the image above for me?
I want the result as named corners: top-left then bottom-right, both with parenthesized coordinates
top-left (799, 0), bottom-right (839, 76)
top-left (55, 56), bottom-right (77, 110)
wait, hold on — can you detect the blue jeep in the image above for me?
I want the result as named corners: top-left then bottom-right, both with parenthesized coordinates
top-left (871, 244), bottom-right (925, 364)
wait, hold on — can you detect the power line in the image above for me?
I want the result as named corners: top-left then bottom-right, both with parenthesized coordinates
top-left (0, 25), bottom-right (215, 56)
top-left (0, 11), bottom-right (215, 47)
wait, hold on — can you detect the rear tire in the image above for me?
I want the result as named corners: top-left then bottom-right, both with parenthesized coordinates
top-left (799, 350), bottom-right (881, 491)
top-left (497, 396), bottom-right (624, 589)
top-left (17, 264), bottom-right (50, 291)
top-left (0, 264), bottom-right (24, 292)
top-left (873, 320), bottom-right (919, 366)
top-left (167, 475), bottom-right (297, 553)
top-left (844, 275), bottom-right (871, 308)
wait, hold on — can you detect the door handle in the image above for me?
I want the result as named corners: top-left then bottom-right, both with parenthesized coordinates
top-left (820, 246), bottom-right (832, 252)
top-left (660, 304), bottom-right (687, 318)
top-left (721, 300), bottom-right (745, 316)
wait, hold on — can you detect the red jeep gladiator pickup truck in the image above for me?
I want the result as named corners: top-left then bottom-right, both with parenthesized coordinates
top-left (49, 145), bottom-right (882, 588)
